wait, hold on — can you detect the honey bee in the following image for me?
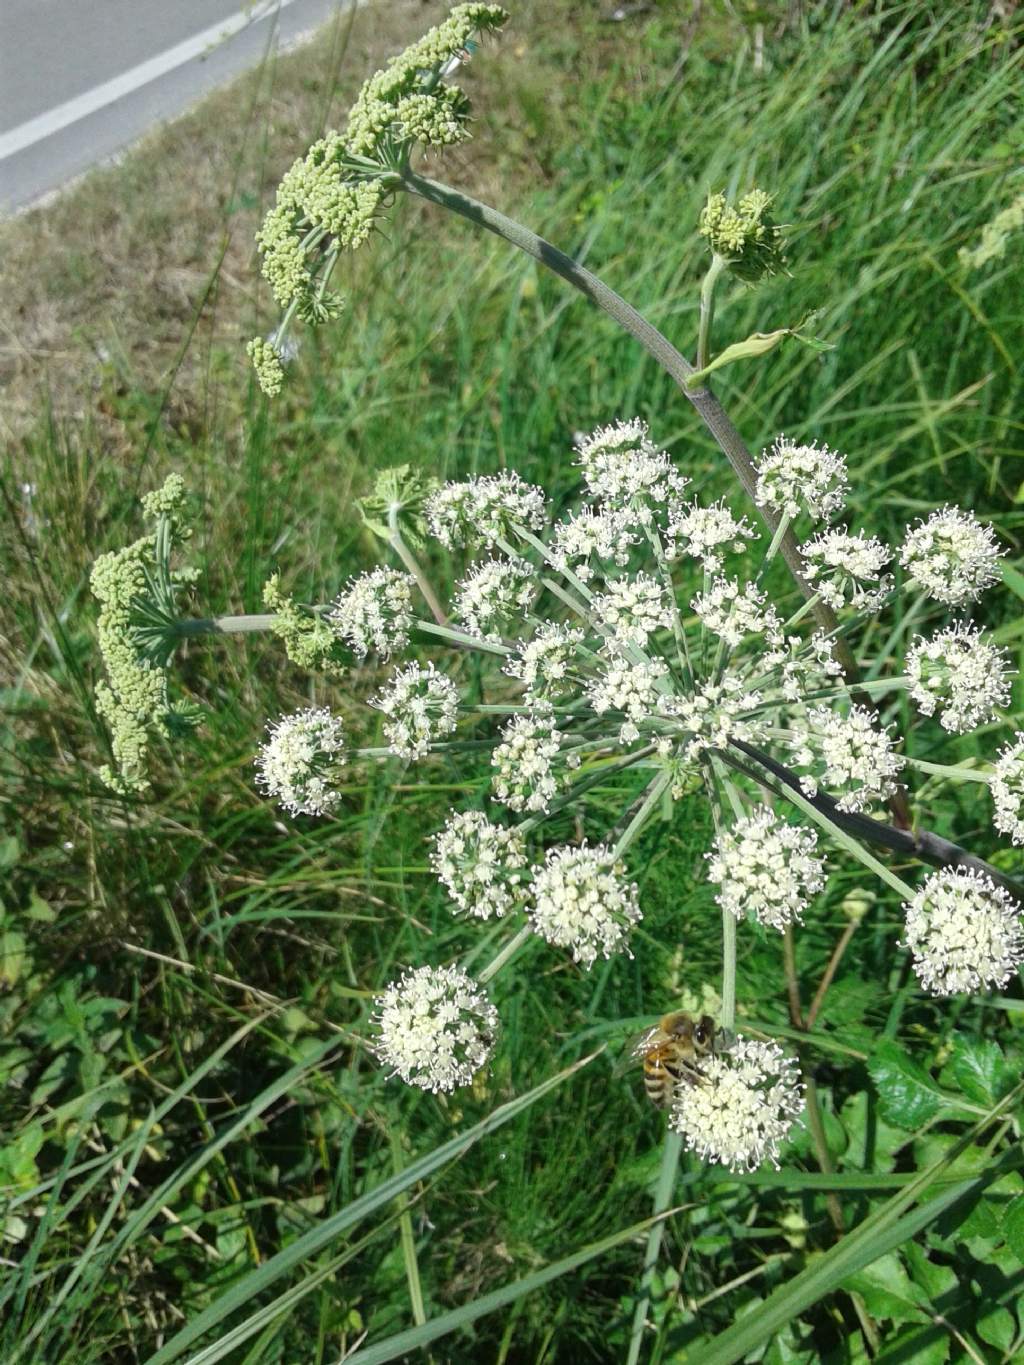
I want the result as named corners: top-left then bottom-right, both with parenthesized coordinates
top-left (631, 1012), bottom-right (718, 1109)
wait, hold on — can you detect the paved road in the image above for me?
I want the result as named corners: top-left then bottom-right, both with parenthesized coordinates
top-left (1, 0), bottom-right (355, 215)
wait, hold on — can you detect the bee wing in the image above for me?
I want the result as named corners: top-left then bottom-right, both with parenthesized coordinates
top-left (611, 1024), bottom-right (662, 1080)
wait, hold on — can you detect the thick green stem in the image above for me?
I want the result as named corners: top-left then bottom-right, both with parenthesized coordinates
top-left (478, 922), bottom-right (533, 984)
top-left (173, 613), bottom-right (280, 637)
top-left (388, 506), bottom-right (449, 628)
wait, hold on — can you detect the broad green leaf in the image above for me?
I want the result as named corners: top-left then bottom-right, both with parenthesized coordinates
top-left (903, 1242), bottom-right (957, 1302)
top-left (843, 1252), bottom-right (928, 1325)
top-left (1001, 561), bottom-right (1024, 604)
top-left (869, 1041), bottom-right (968, 1130)
top-left (1004, 1194), bottom-right (1024, 1263)
top-left (977, 1304), bottom-right (1015, 1351)
top-left (144, 1050), bottom-right (603, 1365)
top-left (947, 1035), bottom-right (1014, 1106)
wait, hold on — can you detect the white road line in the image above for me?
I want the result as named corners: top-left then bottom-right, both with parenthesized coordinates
top-left (0, 0), bottom-right (302, 161)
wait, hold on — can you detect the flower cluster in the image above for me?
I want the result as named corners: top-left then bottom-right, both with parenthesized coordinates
top-left (90, 474), bottom-right (197, 794)
top-left (255, 707), bottom-right (346, 816)
top-left (692, 577), bottom-right (782, 650)
top-left (902, 868), bottom-right (1024, 996)
top-left (708, 807), bottom-right (826, 932)
top-left (801, 529), bottom-right (891, 611)
top-left (249, 5), bottom-right (509, 390)
top-left (330, 566), bottom-right (415, 659)
top-left (549, 506), bottom-right (637, 581)
top-left (528, 844), bottom-right (642, 968)
top-left (431, 810), bottom-right (528, 919)
top-left (454, 557), bottom-right (535, 641)
top-left (670, 1038), bottom-right (804, 1171)
top-left (992, 735), bottom-right (1024, 845)
top-left (425, 471), bottom-right (546, 550)
top-left (906, 624), bottom-right (1011, 734)
top-left (575, 419), bottom-right (689, 519)
top-left (665, 500), bottom-right (758, 572)
top-left (792, 705), bottom-right (904, 814)
top-left (373, 662), bottom-right (459, 758)
top-left (374, 964), bottom-right (499, 1093)
top-left (505, 621), bottom-right (585, 699)
top-left (755, 436), bottom-right (848, 522)
top-left (900, 506), bottom-right (1003, 606)
top-left (593, 573), bottom-right (674, 649)
top-left (491, 705), bottom-right (580, 812)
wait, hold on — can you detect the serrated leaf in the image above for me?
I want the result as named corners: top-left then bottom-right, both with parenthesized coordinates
top-left (977, 1304), bottom-right (1015, 1351)
top-left (948, 1035), bottom-right (1014, 1105)
top-left (903, 1242), bottom-right (957, 1303)
top-left (844, 1252), bottom-right (929, 1325)
top-left (869, 1041), bottom-right (967, 1130)
top-left (1003, 1195), bottom-right (1024, 1262)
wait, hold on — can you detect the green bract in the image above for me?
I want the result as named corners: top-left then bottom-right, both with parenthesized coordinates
top-left (249, 3), bottom-right (509, 393)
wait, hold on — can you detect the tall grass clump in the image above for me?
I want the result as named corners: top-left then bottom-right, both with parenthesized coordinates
top-left (3, 2), bottom-right (1024, 1362)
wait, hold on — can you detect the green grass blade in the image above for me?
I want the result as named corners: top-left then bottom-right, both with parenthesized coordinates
top-left (144, 1049), bottom-right (604, 1364)
top-left (697, 1081), bottom-right (1024, 1365)
top-left (342, 1208), bottom-right (684, 1365)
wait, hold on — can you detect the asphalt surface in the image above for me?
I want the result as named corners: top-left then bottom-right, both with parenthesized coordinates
top-left (1, 0), bottom-right (355, 215)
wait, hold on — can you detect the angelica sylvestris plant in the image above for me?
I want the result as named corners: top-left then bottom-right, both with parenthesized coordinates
top-left (88, 8), bottom-right (1024, 1188)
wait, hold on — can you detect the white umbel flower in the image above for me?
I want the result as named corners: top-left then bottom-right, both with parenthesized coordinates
top-left (900, 506), bottom-right (1003, 606)
top-left (670, 1037), bottom-right (804, 1173)
top-left (528, 843), bottom-right (642, 968)
top-left (492, 704), bottom-right (580, 813)
top-left (586, 657), bottom-right (668, 743)
top-left (373, 662), bottom-right (459, 759)
top-left (692, 577), bottom-right (783, 649)
top-left (793, 705), bottom-right (904, 813)
top-left (505, 621), bottom-right (585, 699)
top-left (374, 964), bottom-right (499, 1093)
top-left (425, 471), bottom-right (547, 550)
top-left (255, 707), bottom-right (346, 816)
top-left (755, 435), bottom-right (848, 522)
top-left (992, 734), bottom-right (1024, 846)
top-left (661, 676), bottom-right (765, 761)
top-left (593, 573), bottom-right (675, 649)
top-left (329, 566), bottom-right (415, 659)
top-left (801, 529), bottom-right (892, 612)
top-left (549, 506), bottom-right (638, 581)
top-left (431, 811), bottom-right (528, 919)
top-left (707, 808), bottom-right (826, 932)
top-left (575, 418), bottom-right (689, 518)
top-left (665, 499), bottom-right (758, 572)
top-left (906, 624), bottom-right (1011, 734)
top-left (453, 557), bottom-right (534, 642)
top-left (902, 868), bottom-right (1024, 996)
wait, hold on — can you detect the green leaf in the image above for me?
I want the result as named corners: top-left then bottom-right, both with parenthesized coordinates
top-left (683, 318), bottom-right (834, 389)
top-left (977, 1304), bottom-right (1015, 1351)
top-left (903, 1242), bottom-right (957, 1303)
top-left (947, 1035), bottom-right (1014, 1105)
top-left (874, 1326), bottom-right (949, 1365)
top-left (1000, 561), bottom-right (1024, 603)
top-left (869, 1041), bottom-right (968, 1130)
top-left (1002, 1195), bottom-right (1024, 1263)
top-left (843, 1253), bottom-right (928, 1325)
top-left (695, 1081), bottom-right (1024, 1365)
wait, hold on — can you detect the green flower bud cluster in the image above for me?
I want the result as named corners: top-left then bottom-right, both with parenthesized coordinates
top-left (246, 337), bottom-right (285, 398)
top-left (699, 188), bottom-right (786, 282)
top-left (249, 5), bottom-right (508, 393)
top-left (345, 4), bottom-right (507, 158)
top-left (90, 475), bottom-right (195, 795)
top-left (263, 574), bottom-right (347, 678)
